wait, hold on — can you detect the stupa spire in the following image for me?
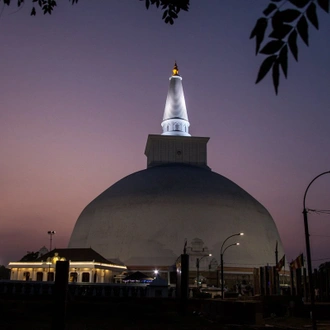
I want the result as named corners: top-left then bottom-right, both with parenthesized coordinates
top-left (172, 61), bottom-right (179, 76)
top-left (161, 62), bottom-right (190, 136)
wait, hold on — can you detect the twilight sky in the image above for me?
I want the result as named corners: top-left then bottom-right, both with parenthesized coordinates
top-left (1, 1), bottom-right (330, 267)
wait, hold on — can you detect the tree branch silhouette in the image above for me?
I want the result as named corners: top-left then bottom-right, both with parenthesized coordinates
top-left (2, 0), bottom-right (329, 94)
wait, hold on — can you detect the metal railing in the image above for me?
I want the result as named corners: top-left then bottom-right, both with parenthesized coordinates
top-left (0, 280), bottom-right (177, 298)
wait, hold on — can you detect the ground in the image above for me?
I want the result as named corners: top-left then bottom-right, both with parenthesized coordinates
top-left (1, 297), bottom-right (330, 330)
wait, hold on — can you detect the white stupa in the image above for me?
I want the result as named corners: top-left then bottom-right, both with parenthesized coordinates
top-left (68, 63), bottom-right (285, 270)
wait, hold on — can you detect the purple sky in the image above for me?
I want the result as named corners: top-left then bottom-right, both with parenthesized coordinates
top-left (1, 1), bottom-right (330, 267)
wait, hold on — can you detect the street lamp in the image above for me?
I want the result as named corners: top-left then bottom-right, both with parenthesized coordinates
top-left (196, 253), bottom-right (212, 288)
top-left (47, 230), bottom-right (56, 252)
top-left (220, 232), bottom-right (243, 299)
top-left (303, 170), bottom-right (330, 330)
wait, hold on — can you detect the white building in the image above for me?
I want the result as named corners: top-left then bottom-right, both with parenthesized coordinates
top-left (68, 63), bottom-right (285, 280)
top-left (8, 248), bottom-right (127, 283)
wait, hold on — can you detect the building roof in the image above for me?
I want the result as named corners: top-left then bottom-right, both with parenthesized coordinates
top-left (123, 271), bottom-right (153, 282)
top-left (36, 248), bottom-right (121, 265)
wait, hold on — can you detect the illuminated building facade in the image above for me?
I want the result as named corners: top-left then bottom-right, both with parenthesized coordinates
top-left (68, 64), bottom-right (285, 284)
top-left (8, 248), bottom-right (126, 283)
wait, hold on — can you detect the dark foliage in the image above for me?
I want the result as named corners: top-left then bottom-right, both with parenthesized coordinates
top-left (2, 0), bottom-right (329, 94)
top-left (1, 0), bottom-right (189, 21)
top-left (319, 261), bottom-right (330, 270)
top-left (20, 251), bottom-right (39, 261)
top-left (251, 0), bottom-right (329, 94)
top-left (141, 0), bottom-right (189, 25)
top-left (2, 0), bottom-right (78, 15)
top-left (0, 265), bottom-right (10, 279)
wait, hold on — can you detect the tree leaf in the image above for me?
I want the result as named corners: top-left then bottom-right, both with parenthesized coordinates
top-left (260, 40), bottom-right (284, 55)
top-left (288, 30), bottom-right (298, 61)
top-left (250, 17), bottom-right (268, 54)
top-left (306, 2), bottom-right (319, 29)
top-left (297, 15), bottom-right (309, 45)
top-left (272, 10), bottom-right (283, 29)
top-left (255, 33), bottom-right (265, 55)
top-left (145, 0), bottom-right (150, 10)
top-left (165, 16), bottom-right (174, 24)
top-left (279, 9), bottom-right (301, 22)
top-left (263, 3), bottom-right (277, 16)
top-left (269, 24), bottom-right (293, 39)
top-left (162, 9), bottom-right (168, 19)
top-left (272, 60), bottom-right (280, 94)
top-left (317, 0), bottom-right (329, 13)
top-left (250, 17), bottom-right (267, 39)
top-left (153, 0), bottom-right (160, 8)
top-left (279, 45), bottom-right (288, 78)
top-left (288, 0), bottom-right (310, 8)
top-left (31, 6), bottom-right (36, 15)
top-left (169, 10), bottom-right (178, 18)
top-left (255, 55), bottom-right (277, 84)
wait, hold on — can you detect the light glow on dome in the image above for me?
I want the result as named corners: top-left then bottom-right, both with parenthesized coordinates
top-left (68, 67), bottom-right (285, 271)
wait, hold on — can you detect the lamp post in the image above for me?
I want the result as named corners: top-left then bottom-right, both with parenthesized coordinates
top-left (221, 243), bottom-right (239, 298)
top-left (196, 253), bottom-right (212, 288)
top-left (47, 230), bottom-right (56, 252)
top-left (220, 232), bottom-right (243, 299)
top-left (303, 170), bottom-right (330, 330)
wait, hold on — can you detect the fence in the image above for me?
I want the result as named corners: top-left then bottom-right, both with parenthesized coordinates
top-left (0, 280), bottom-right (179, 298)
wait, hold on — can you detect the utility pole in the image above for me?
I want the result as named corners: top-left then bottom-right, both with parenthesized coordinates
top-left (48, 230), bottom-right (56, 252)
top-left (220, 232), bottom-right (243, 299)
top-left (303, 170), bottom-right (330, 330)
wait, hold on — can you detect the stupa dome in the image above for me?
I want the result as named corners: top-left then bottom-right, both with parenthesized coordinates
top-left (69, 163), bottom-right (284, 267)
top-left (68, 63), bottom-right (284, 269)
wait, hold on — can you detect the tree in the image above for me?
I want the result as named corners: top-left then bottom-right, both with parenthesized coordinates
top-left (0, 265), bottom-right (10, 279)
top-left (0, 0), bottom-right (189, 21)
top-left (1, 0), bottom-right (79, 15)
top-left (250, 0), bottom-right (330, 94)
top-left (20, 251), bottom-right (39, 262)
top-left (1, 0), bottom-right (329, 94)
top-left (319, 261), bottom-right (330, 270)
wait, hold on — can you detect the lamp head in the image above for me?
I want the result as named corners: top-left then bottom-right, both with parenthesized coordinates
top-left (208, 253), bottom-right (212, 256)
top-left (239, 232), bottom-right (244, 236)
top-left (236, 243), bottom-right (240, 246)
